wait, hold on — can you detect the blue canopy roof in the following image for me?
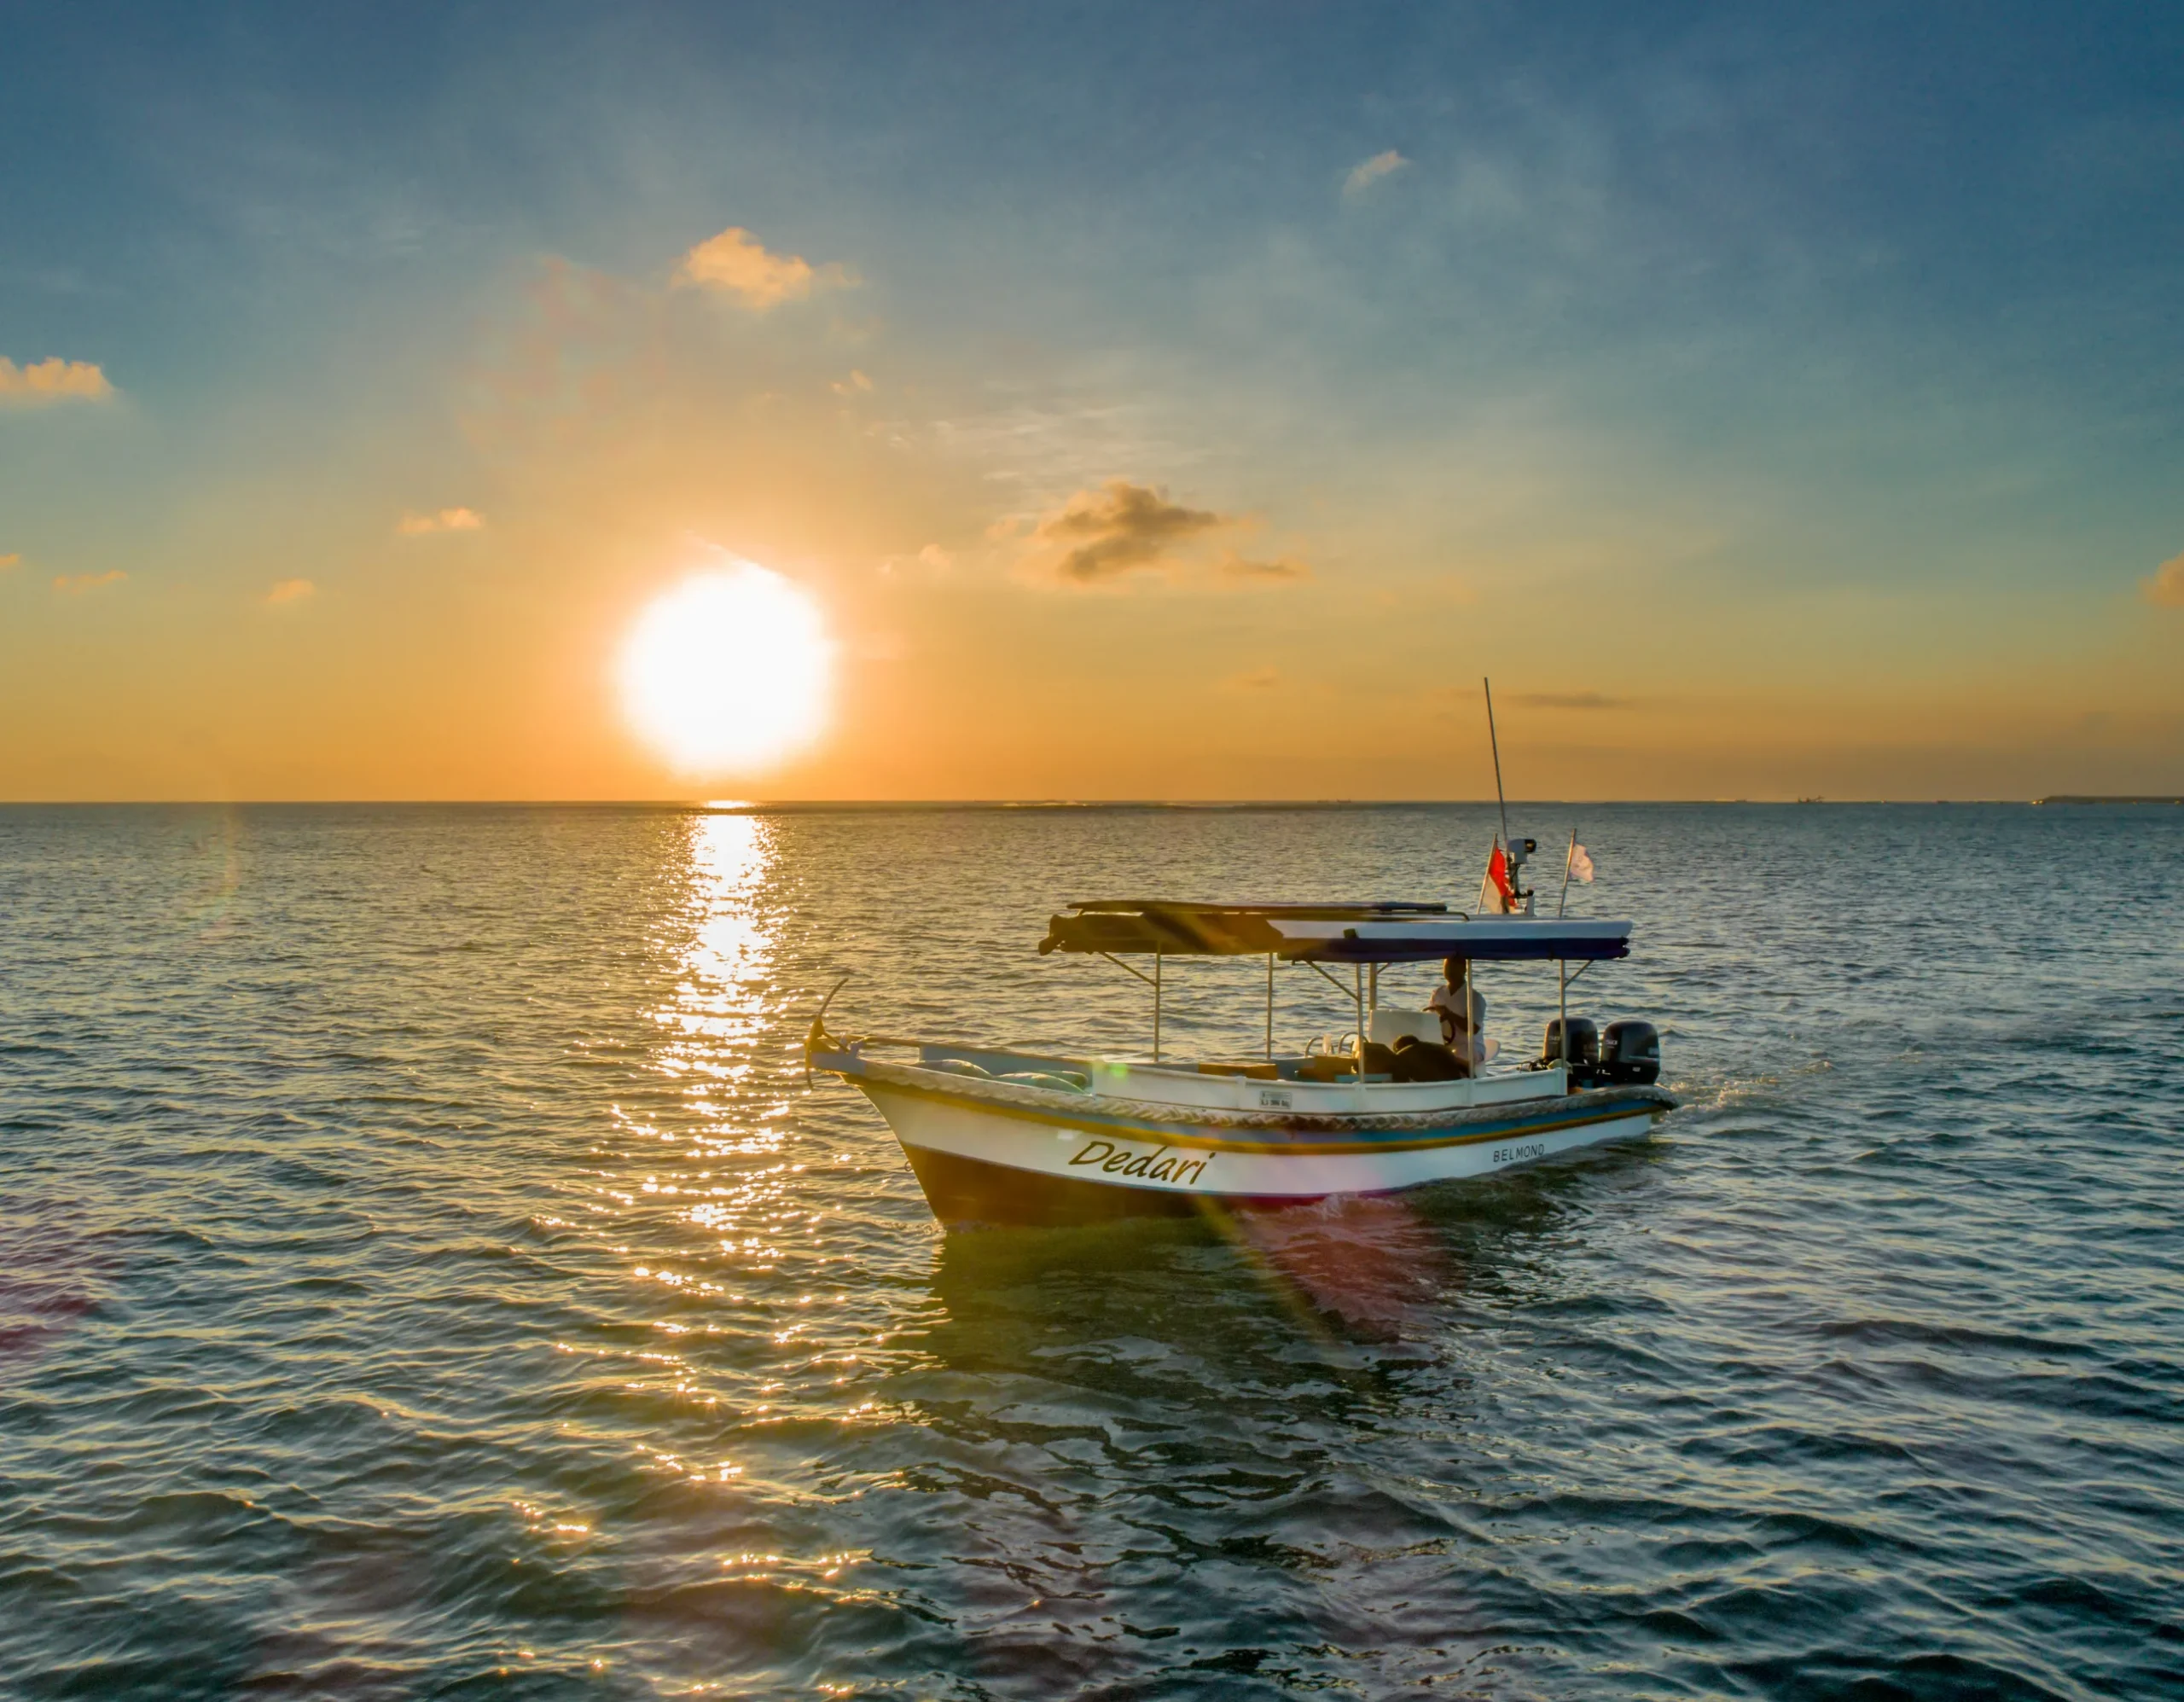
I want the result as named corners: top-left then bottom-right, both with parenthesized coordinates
top-left (1038, 902), bottom-right (1629, 963)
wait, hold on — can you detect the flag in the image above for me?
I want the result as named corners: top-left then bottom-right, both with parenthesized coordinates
top-left (1484, 843), bottom-right (1515, 913)
top-left (1568, 843), bottom-right (1594, 884)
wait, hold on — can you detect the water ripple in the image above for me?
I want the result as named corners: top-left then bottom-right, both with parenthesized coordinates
top-left (2, 802), bottom-right (2181, 1697)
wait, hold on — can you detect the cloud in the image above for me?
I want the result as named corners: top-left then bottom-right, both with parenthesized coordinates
top-left (52, 570), bottom-right (125, 595)
top-left (265, 578), bottom-right (315, 606)
top-left (1018, 481), bottom-right (1314, 590)
top-left (1031, 479), bottom-right (1228, 584)
top-left (674, 227), bottom-right (852, 310)
top-left (1218, 551), bottom-right (1310, 584)
top-left (1224, 665), bottom-right (1283, 691)
top-left (879, 542), bottom-right (954, 577)
top-left (0, 356), bottom-right (113, 406)
top-left (1511, 691), bottom-right (1632, 711)
top-left (1344, 149), bottom-right (1409, 197)
top-left (831, 369), bottom-right (874, 396)
top-left (397, 507), bottom-right (485, 536)
top-left (0, 553), bottom-right (19, 571)
top-left (2144, 553), bottom-right (2184, 607)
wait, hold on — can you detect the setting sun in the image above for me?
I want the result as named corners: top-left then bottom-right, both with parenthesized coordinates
top-left (617, 557), bottom-right (833, 775)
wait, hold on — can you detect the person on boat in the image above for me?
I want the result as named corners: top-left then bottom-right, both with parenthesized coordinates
top-left (1427, 959), bottom-right (1490, 1073)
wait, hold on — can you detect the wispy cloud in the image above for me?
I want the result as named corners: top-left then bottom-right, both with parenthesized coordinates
top-left (1218, 551), bottom-right (1310, 584)
top-left (397, 507), bottom-right (485, 536)
top-left (878, 541), bottom-right (954, 578)
top-left (674, 226), bottom-right (853, 310)
top-left (1511, 691), bottom-right (1632, 711)
top-left (1224, 665), bottom-right (1282, 691)
top-left (1343, 149), bottom-right (1409, 197)
top-left (265, 578), bottom-right (315, 606)
top-left (53, 570), bottom-right (125, 595)
top-left (2144, 553), bottom-right (2184, 607)
top-left (0, 356), bottom-right (113, 406)
top-left (0, 553), bottom-right (19, 571)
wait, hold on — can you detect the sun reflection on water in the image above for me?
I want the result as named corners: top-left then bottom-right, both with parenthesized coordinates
top-left (537, 809), bottom-right (945, 1665)
top-left (658, 812), bottom-right (778, 1092)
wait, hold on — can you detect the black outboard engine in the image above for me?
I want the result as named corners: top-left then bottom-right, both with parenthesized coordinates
top-left (1543, 1016), bottom-right (1604, 1087)
top-left (1542, 1016), bottom-right (1599, 1066)
top-left (1599, 1020), bottom-right (1661, 1086)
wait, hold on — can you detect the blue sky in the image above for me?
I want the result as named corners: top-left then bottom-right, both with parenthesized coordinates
top-left (3, 2), bottom-right (2181, 798)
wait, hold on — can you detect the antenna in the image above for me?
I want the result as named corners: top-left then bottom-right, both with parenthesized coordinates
top-left (1484, 676), bottom-right (1510, 852)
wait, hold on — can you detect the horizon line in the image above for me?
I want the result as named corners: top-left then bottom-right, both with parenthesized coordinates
top-left (0, 796), bottom-right (2161, 811)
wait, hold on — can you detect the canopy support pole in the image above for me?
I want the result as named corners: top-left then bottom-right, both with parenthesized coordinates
top-left (1354, 965), bottom-right (1364, 1062)
top-left (1096, 951), bottom-right (1156, 987)
top-left (1303, 959), bottom-right (1351, 996)
top-left (1153, 950), bottom-right (1162, 1063)
top-left (1559, 957), bottom-right (1568, 1084)
top-left (1265, 955), bottom-right (1274, 1060)
top-left (1457, 956), bottom-right (1472, 1071)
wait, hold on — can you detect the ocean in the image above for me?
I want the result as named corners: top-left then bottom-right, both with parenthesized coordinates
top-left (2, 802), bottom-right (2179, 1699)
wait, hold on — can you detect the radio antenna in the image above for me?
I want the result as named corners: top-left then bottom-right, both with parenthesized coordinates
top-left (1484, 676), bottom-right (1510, 851)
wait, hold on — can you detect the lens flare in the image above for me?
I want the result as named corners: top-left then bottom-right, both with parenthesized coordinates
top-left (619, 558), bottom-right (833, 775)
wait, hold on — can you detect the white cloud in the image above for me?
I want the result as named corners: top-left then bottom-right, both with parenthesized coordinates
top-left (266, 578), bottom-right (315, 606)
top-left (674, 227), bottom-right (853, 310)
top-left (0, 356), bottom-right (113, 406)
top-left (1344, 149), bottom-right (1410, 197)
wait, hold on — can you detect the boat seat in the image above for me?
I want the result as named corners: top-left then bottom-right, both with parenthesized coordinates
top-left (1368, 1009), bottom-right (1443, 1048)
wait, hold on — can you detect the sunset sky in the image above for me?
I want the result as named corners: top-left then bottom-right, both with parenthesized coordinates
top-left (3, 2), bottom-right (2181, 800)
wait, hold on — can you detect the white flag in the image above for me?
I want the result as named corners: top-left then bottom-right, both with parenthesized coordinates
top-left (1568, 843), bottom-right (1594, 884)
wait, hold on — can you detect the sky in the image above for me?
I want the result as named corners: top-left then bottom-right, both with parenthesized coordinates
top-left (3, 0), bottom-right (2181, 801)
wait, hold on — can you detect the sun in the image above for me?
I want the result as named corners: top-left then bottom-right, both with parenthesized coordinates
top-left (618, 558), bottom-right (833, 775)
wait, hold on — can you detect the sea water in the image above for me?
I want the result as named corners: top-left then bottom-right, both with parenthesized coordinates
top-left (1, 803), bottom-right (2178, 1698)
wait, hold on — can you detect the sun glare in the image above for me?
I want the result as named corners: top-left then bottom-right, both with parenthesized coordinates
top-left (619, 559), bottom-right (833, 775)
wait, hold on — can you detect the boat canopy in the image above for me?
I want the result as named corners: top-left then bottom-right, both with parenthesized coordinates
top-left (1038, 901), bottom-right (1631, 963)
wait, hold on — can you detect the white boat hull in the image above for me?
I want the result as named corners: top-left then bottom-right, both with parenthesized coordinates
top-left (819, 1050), bottom-right (1672, 1228)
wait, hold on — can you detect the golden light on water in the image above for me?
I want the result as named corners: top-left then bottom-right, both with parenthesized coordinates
top-left (618, 559), bottom-right (833, 775)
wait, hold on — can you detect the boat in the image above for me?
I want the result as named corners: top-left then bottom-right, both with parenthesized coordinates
top-left (804, 887), bottom-right (1676, 1230)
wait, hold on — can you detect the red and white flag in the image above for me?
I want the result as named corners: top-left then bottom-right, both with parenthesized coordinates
top-left (1568, 843), bottom-right (1594, 884)
top-left (1483, 843), bottom-right (1516, 914)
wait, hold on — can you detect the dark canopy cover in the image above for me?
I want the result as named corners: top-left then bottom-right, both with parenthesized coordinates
top-left (1038, 901), bottom-right (1631, 963)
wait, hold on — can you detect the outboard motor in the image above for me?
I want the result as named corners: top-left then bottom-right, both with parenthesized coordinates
top-left (1543, 1015), bottom-right (1603, 1087)
top-left (1542, 1016), bottom-right (1599, 1066)
top-left (1599, 1020), bottom-right (1661, 1086)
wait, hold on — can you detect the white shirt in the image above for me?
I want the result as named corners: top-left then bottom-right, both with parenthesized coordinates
top-left (1426, 986), bottom-right (1489, 1065)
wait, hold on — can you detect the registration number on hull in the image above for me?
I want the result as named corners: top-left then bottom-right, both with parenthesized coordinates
top-left (1490, 1141), bottom-right (1549, 1166)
